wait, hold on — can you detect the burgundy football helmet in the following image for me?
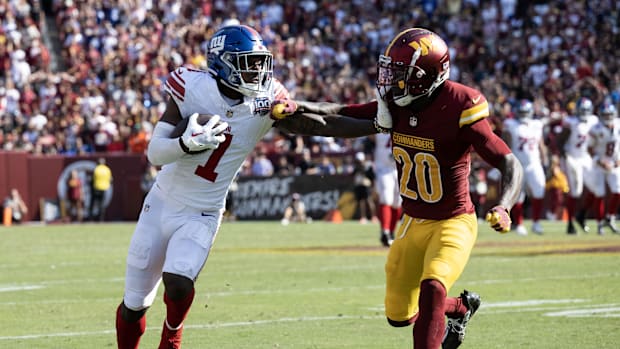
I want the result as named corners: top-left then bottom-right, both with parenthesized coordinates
top-left (376, 28), bottom-right (450, 106)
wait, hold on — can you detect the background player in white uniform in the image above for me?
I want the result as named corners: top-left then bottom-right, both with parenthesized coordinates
top-left (587, 101), bottom-right (620, 235)
top-left (114, 25), bottom-right (377, 349)
top-left (502, 99), bottom-right (548, 235)
top-left (373, 133), bottom-right (402, 247)
top-left (556, 97), bottom-right (599, 234)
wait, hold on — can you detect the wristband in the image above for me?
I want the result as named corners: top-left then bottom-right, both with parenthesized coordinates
top-left (374, 119), bottom-right (391, 134)
top-left (178, 137), bottom-right (190, 154)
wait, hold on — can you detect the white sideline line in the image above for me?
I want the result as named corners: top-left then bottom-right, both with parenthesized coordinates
top-left (0, 285), bottom-right (44, 292)
top-left (0, 315), bottom-right (383, 341)
top-left (482, 299), bottom-right (588, 308)
top-left (0, 285), bottom-right (385, 306)
top-left (546, 307), bottom-right (620, 317)
top-left (0, 271), bottom-right (615, 292)
top-left (3, 301), bottom-right (620, 341)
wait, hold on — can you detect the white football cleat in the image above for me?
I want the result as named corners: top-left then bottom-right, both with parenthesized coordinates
top-left (532, 221), bottom-right (543, 235)
top-left (515, 225), bottom-right (528, 236)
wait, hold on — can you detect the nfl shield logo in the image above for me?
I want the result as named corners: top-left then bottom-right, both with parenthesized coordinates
top-left (226, 110), bottom-right (234, 118)
top-left (410, 116), bottom-right (418, 127)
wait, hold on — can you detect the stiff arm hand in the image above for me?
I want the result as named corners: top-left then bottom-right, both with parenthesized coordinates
top-left (271, 99), bottom-right (327, 125)
top-left (485, 205), bottom-right (511, 233)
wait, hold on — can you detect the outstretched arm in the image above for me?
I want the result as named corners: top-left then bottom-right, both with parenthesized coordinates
top-left (275, 113), bottom-right (377, 138)
top-left (273, 100), bottom-right (379, 138)
top-left (295, 101), bottom-right (346, 115)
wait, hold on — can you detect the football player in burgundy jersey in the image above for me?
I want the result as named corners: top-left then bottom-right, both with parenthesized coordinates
top-left (288, 28), bottom-right (523, 349)
top-left (114, 25), bottom-right (376, 349)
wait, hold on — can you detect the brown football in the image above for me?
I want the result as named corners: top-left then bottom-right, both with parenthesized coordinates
top-left (170, 114), bottom-right (218, 138)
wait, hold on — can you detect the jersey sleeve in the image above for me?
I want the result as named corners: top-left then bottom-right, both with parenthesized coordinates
top-left (164, 67), bottom-right (188, 104)
top-left (163, 67), bottom-right (201, 117)
top-left (461, 117), bottom-right (512, 169)
top-left (458, 94), bottom-right (489, 128)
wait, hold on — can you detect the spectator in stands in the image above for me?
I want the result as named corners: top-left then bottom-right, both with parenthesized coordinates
top-left (251, 148), bottom-right (274, 177)
top-left (297, 148), bottom-right (318, 175)
top-left (3, 188), bottom-right (28, 225)
top-left (89, 157), bottom-right (112, 221)
top-left (2, 0), bottom-right (620, 231)
top-left (316, 154), bottom-right (336, 176)
top-left (274, 154), bottom-right (295, 176)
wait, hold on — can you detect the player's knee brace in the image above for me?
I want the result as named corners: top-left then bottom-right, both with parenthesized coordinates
top-left (162, 272), bottom-right (194, 300)
top-left (387, 317), bottom-right (413, 327)
top-left (121, 302), bottom-right (148, 323)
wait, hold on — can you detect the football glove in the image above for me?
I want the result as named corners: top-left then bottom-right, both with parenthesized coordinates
top-left (271, 99), bottom-right (298, 120)
top-left (375, 87), bottom-right (392, 131)
top-left (180, 113), bottom-right (228, 153)
top-left (485, 205), bottom-right (511, 233)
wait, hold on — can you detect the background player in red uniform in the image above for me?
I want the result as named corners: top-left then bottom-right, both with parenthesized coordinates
top-left (285, 28), bottom-right (523, 349)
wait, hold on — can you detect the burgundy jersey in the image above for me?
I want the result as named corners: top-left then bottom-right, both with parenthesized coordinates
top-left (341, 81), bottom-right (511, 220)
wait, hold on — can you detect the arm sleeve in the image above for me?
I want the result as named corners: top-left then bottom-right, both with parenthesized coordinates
top-left (146, 122), bottom-right (186, 166)
top-left (339, 102), bottom-right (378, 120)
top-left (461, 119), bottom-right (512, 169)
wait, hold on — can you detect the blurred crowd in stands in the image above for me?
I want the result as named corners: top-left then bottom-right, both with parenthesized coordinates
top-left (1, 0), bottom-right (619, 217)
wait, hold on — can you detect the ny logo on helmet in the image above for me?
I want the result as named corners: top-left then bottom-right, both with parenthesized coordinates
top-left (209, 35), bottom-right (226, 55)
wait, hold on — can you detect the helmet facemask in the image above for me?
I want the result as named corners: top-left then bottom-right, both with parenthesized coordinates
top-left (377, 50), bottom-right (449, 107)
top-left (600, 103), bottom-right (618, 128)
top-left (576, 98), bottom-right (594, 121)
top-left (221, 50), bottom-right (273, 97)
top-left (516, 100), bottom-right (534, 121)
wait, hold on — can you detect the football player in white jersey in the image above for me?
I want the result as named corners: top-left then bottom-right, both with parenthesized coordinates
top-left (373, 133), bottom-right (402, 246)
top-left (556, 97), bottom-right (599, 234)
top-left (114, 25), bottom-right (377, 349)
top-left (587, 101), bottom-right (620, 235)
top-left (502, 99), bottom-right (548, 235)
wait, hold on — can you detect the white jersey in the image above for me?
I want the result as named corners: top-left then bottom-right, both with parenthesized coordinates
top-left (158, 67), bottom-right (289, 211)
top-left (373, 133), bottom-right (401, 207)
top-left (587, 119), bottom-right (620, 196)
top-left (503, 118), bottom-right (544, 167)
top-left (374, 133), bottom-right (396, 175)
top-left (562, 115), bottom-right (598, 158)
top-left (589, 119), bottom-right (620, 166)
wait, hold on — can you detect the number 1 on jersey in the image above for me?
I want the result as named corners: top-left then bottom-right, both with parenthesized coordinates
top-left (194, 134), bottom-right (233, 182)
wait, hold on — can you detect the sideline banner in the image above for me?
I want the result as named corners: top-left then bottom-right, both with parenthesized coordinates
top-left (230, 175), bottom-right (355, 220)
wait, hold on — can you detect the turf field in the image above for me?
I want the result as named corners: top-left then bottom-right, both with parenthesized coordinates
top-left (1, 219), bottom-right (619, 348)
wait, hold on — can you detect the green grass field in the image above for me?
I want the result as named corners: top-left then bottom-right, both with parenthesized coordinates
top-left (1, 219), bottom-right (619, 348)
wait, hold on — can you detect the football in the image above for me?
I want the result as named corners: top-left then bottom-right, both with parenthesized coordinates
top-left (170, 113), bottom-right (219, 138)
top-left (271, 102), bottom-right (290, 120)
